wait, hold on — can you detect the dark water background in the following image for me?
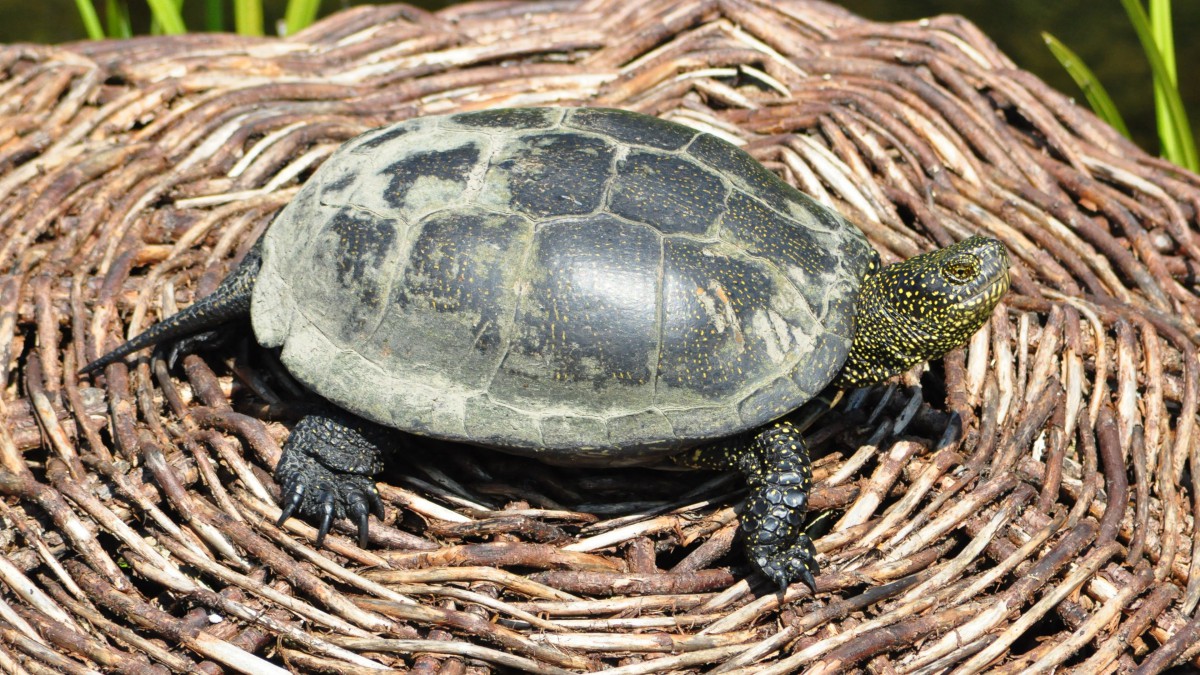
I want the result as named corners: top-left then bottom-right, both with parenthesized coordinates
top-left (2, 0), bottom-right (1197, 156)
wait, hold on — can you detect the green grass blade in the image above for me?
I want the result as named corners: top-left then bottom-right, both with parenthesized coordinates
top-left (235, 0), bottom-right (265, 36)
top-left (205, 0), bottom-right (226, 32)
top-left (146, 0), bottom-right (186, 34)
top-left (105, 0), bottom-right (131, 38)
top-left (73, 0), bottom-right (105, 40)
top-left (1150, 0), bottom-right (1176, 82)
top-left (284, 0), bottom-right (323, 35)
top-left (1121, 0), bottom-right (1197, 170)
top-left (1149, 0), bottom-right (1179, 161)
top-left (1043, 32), bottom-right (1131, 138)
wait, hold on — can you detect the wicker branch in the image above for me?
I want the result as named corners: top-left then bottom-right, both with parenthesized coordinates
top-left (0, 0), bottom-right (1197, 671)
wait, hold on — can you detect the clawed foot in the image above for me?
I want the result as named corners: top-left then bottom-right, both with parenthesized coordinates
top-left (276, 450), bottom-right (384, 546)
top-left (675, 421), bottom-right (820, 590)
top-left (273, 410), bottom-right (391, 546)
top-left (740, 424), bottom-right (818, 590)
top-left (751, 532), bottom-right (818, 591)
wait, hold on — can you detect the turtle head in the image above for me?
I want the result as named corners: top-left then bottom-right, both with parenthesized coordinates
top-left (834, 236), bottom-right (1010, 388)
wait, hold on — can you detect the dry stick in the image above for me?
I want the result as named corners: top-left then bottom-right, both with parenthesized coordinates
top-left (353, 597), bottom-right (589, 671)
top-left (1073, 580), bottom-right (1179, 674)
top-left (711, 574), bottom-right (927, 672)
top-left (1094, 405), bottom-right (1130, 547)
top-left (532, 628), bottom-right (758, 653)
top-left (1127, 425), bottom-right (1151, 562)
top-left (0, 622), bottom-right (97, 675)
top-left (834, 439), bottom-right (923, 530)
top-left (952, 541), bottom-right (1122, 675)
top-left (893, 484), bottom-right (1034, 609)
top-left (1136, 314), bottom-right (1164, 472)
top-left (32, 277), bottom-right (63, 395)
top-left (528, 569), bottom-right (736, 596)
top-left (0, 276), bottom-right (23, 392)
top-left (888, 471), bottom-right (1020, 561)
top-left (325, 638), bottom-right (574, 675)
top-left (750, 505), bottom-right (1023, 673)
top-left (24, 353), bottom-right (87, 478)
top-left (1189, 431), bottom-right (1200, 614)
top-left (671, 520), bottom-right (739, 573)
top-left (530, 613), bottom-right (726, 630)
top-left (40, 578), bottom-right (198, 675)
top-left (801, 602), bottom-right (991, 675)
top-left (1012, 565), bottom-right (1154, 675)
top-left (1113, 320), bottom-right (1140, 446)
top-left (63, 560), bottom-right (303, 674)
top-left (0, 500), bottom-right (88, 613)
top-left (1137, 610), bottom-right (1200, 672)
top-left (188, 495), bottom-right (405, 634)
top-left (0, 636), bottom-right (38, 675)
top-left (856, 447), bottom-right (962, 551)
top-left (0, 404), bottom-right (130, 593)
top-left (900, 520), bottom-right (1100, 672)
top-left (377, 584), bottom-right (564, 632)
top-left (11, 606), bottom-right (160, 675)
top-left (1036, 396), bottom-right (1069, 514)
top-left (989, 304), bottom-right (1018, 432)
top-left (367, 567), bottom-right (577, 602)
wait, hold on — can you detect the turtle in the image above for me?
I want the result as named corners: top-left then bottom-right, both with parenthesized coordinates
top-left (83, 107), bottom-right (1010, 589)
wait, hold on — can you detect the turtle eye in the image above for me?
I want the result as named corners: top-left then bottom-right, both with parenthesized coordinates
top-left (943, 256), bottom-right (980, 285)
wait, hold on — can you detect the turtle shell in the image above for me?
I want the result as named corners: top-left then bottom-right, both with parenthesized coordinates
top-left (252, 107), bottom-right (875, 465)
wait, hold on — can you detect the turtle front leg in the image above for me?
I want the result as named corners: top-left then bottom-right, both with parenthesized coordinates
top-left (275, 407), bottom-right (391, 547)
top-left (675, 421), bottom-right (817, 589)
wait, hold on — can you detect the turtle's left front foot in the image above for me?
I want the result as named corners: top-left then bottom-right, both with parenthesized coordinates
top-left (676, 421), bottom-right (817, 589)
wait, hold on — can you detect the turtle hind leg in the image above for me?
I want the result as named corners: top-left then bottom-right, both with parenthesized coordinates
top-left (675, 421), bottom-right (818, 589)
top-left (80, 239), bottom-right (263, 375)
top-left (154, 318), bottom-right (252, 370)
top-left (275, 406), bottom-right (392, 547)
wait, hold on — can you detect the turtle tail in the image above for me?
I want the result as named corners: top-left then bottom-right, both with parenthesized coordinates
top-left (81, 240), bottom-right (262, 375)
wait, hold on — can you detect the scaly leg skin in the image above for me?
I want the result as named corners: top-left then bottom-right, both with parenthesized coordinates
top-left (275, 407), bottom-right (393, 547)
top-left (675, 421), bottom-right (817, 590)
top-left (159, 320), bottom-right (252, 370)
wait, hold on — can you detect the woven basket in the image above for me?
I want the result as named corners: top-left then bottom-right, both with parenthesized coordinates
top-left (1, 0), bottom-right (1197, 672)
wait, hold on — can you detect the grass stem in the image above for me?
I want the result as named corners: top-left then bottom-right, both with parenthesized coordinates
top-left (73, 0), bottom-right (105, 40)
top-left (235, 0), bottom-right (265, 36)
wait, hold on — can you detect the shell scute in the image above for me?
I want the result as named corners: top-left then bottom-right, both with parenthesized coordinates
top-left (477, 131), bottom-right (615, 219)
top-left (445, 107), bottom-right (563, 130)
top-left (488, 215), bottom-right (661, 413)
top-left (656, 237), bottom-right (808, 403)
top-left (379, 142), bottom-right (482, 214)
top-left (609, 150), bottom-right (727, 235)
top-left (564, 107), bottom-right (697, 150)
top-left (377, 208), bottom-right (533, 390)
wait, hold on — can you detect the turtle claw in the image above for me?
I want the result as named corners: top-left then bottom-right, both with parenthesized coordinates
top-left (314, 495), bottom-right (335, 546)
top-left (369, 487), bottom-right (386, 520)
top-left (798, 565), bottom-right (817, 592)
top-left (277, 483), bottom-right (306, 525)
top-left (349, 498), bottom-right (372, 548)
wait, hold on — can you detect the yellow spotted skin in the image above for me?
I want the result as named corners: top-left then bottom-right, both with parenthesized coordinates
top-left (835, 236), bottom-right (1011, 388)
